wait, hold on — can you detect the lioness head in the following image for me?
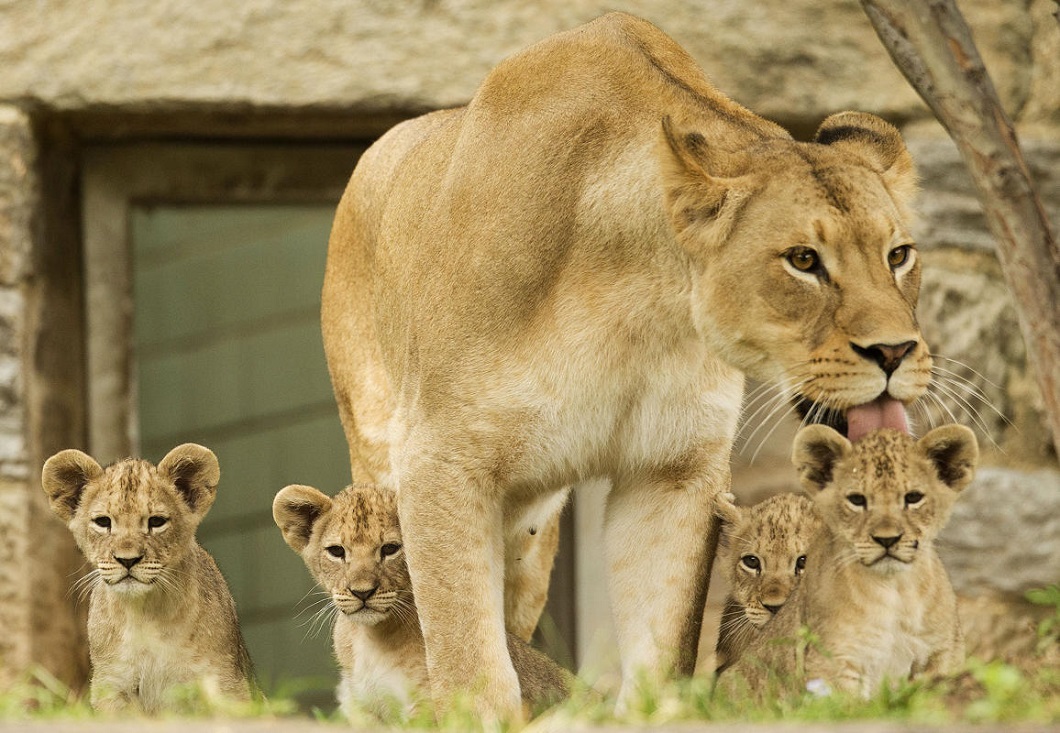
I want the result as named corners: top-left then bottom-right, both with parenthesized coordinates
top-left (723, 493), bottom-right (821, 626)
top-left (662, 112), bottom-right (930, 440)
top-left (273, 483), bottom-right (411, 626)
top-left (792, 425), bottom-right (977, 573)
top-left (41, 444), bottom-right (220, 596)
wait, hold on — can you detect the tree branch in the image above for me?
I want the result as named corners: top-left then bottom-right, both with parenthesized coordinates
top-left (861, 0), bottom-right (1060, 459)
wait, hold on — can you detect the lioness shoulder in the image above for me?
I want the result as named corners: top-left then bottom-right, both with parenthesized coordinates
top-left (720, 425), bottom-right (977, 699)
top-left (715, 492), bottom-right (821, 672)
top-left (272, 482), bottom-right (571, 721)
top-left (41, 444), bottom-right (253, 713)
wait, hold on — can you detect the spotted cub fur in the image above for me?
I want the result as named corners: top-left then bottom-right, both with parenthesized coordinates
top-left (715, 493), bottom-right (821, 672)
top-left (41, 444), bottom-right (252, 713)
top-left (272, 483), bottom-right (570, 721)
top-left (719, 426), bottom-right (977, 699)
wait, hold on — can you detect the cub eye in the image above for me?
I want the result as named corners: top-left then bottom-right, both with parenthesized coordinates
top-left (380, 543), bottom-right (402, 559)
top-left (904, 491), bottom-right (925, 506)
top-left (148, 516), bottom-right (167, 529)
top-left (785, 247), bottom-right (820, 273)
top-left (93, 516), bottom-right (111, 529)
top-left (325, 545), bottom-right (345, 559)
top-left (846, 493), bottom-right (867, 508)
top-left (888, 245), bottom-right (913, 269)
top-left (740, 555), bottom-right (760, 571)
top-left (795, 555), bottom-right (807, 574)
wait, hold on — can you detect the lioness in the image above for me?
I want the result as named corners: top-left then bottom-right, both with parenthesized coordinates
top-left (272, 482), bottom-right (570, 720)
top-left (714, 493), bottom-right (821, 672)
top-left (719, 426), bottom-right (977, 699)
top-left (322, 11), bottom-right (930, 715)
top-left (41, 444), bottom-right (253, 713)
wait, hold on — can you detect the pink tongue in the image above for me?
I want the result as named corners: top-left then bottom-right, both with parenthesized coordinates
top-left (846, 397), bottom-right (909, 442)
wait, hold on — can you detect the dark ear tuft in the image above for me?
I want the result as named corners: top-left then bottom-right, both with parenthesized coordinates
top-left (273, 485), bottom-right (333, 553)
top-left (41, 450), bottom-right (104, 522)
top-left (918, 425), bottom-right (979, 491)
top-left (158, 443), bottom-right (220, 516)
top-left (792, 425), bottom-right (851, 492)
top-left (814, 111), bottom-right (917, 209)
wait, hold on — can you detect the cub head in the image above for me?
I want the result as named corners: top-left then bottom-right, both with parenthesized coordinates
top-left (792, 425), bottom-right (978, 573)
top-left (722, 493), bottom-right (821, 626)
top-left (41, 444), bottom-right (220, 596)
top-left (273, 483), bottom-right (411, 626)
top-left (661, 112), bottom-right (930, 440)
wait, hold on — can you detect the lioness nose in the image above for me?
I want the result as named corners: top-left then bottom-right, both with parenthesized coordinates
top-left (350, 586), bottom-right (378, 602)
top-left (115, 555), bottom-right (143, 569)
top-left (872, 534), bottom-right (902, 549)
top-left (762, 603), bottom-right (783, 615)
top-left (852, 340), bottom-right (918, 376)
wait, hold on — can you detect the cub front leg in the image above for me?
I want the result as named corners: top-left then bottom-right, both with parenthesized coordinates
top-left (605, 456), bottom-right (728, 708)
top-left (397, 454), bottom-right (521, 720)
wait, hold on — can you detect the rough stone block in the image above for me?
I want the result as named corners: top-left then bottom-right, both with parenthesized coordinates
top-left (0, 107), bottom-right (35, 286)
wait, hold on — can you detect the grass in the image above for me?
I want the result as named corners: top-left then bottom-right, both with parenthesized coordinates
top-left (2, 587), bottom-right (1058, 729)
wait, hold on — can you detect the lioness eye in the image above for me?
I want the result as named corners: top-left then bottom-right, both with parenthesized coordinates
top-left (785, 247), bottom-right (820, 273)
top-left (795, 555), bottom-right (807, 574)
top-left (740, 555), bottom-right (760, 571)
top-left (904, 491), bottom-right (925, 506)
top-left (93, 516), bottom-right (111, 529)
top-left (148, 516), bottom-right (167, 529)
top-left (380, 543), bottom-right (402, 559)
top-left (847, 493), bottom-right (867, 508)
top-left (888, 245), bottom-right (912, 269)
top-left (326, 545), bottom-right (345, 559)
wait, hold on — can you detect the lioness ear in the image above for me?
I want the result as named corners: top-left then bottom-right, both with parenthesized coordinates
top-left (659, 116), bottom-right (751, 248)
top-left (158, 443), bottom-right (220, 516)
top-left (42, 449), bottom-right (103, 522)
top-left (273, 484), bottom-right (333, 553)
top-left (814, 111), bottom-right (918, 210)
top-left (792, 425), bottom-right (851, 493)
top-left (918, 425), bottom-right (979, 492)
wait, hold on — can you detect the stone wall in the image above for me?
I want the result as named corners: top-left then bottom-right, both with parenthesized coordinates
top-left (0, 0), bottom-right (1056, 682)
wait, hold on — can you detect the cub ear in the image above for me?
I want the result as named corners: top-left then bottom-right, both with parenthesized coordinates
top-left (814, 111), bottom-right (918, 210)
top-left (659, 116), bottom-right (752, 248)
top-left (918, 425), bottom-right (979, 492)
top-left (273, 484), bottom-right (333, 553)
top-left (792, 425), bottom-right (851, 493)
top-left (157, 443), bottom-right (220, 517)
top-left (41, 449), bottom-right (104, 522)
top-left (714, 491), bottom-right (744, 528)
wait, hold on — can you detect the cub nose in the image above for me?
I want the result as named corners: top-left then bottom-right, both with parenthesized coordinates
top-left (115, 555), bottom-right (143, 569)
top-left (851, 340), bottom-right (918, 376)
top-left (762, 603), bottom-right (783, 615)
top-left (350, 586), bottom-right (378, 602)
top-left (872, 534), bottom-right (902, 549)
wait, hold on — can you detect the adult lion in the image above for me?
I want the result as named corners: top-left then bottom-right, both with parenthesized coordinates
top-left (322, 12), bottom-right (930, 718)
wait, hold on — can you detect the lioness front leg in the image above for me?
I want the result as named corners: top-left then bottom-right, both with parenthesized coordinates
top-left (397, 455), bottom-right (521, 720)
top-left (605, 460), bottom-right (727, 707)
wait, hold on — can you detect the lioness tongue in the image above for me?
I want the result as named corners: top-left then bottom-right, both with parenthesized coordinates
top-left (846, 397), bottom-right (909, 442)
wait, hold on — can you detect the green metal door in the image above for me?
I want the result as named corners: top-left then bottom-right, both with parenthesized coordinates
top-left (132, 204), bottom-right (348, 708)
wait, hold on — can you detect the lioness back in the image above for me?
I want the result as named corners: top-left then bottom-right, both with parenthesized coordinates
top-left (273, 482), bottom-right (570, 721)
top-left (715, 493), bottom-right (821, 672)
top-left (41, 444), bottom-right (252, 713)
top-left (720, 426), bottom-right (978, 699)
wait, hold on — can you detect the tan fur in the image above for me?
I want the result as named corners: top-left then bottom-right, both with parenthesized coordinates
top-left (41, 445), bottom-right (252, 713)
top-left (719, 426), bottom-right (978, 699)
top-left (272, 483), bottom-right (570, 721)
top-left (321, 12), bottom-right (930, 716)
top-left (715, 493), bottom-right (821, 672)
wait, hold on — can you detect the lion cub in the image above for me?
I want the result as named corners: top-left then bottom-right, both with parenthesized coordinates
top-left (42, 444), bottom-right (252, 713)
top-left (273, 482), bottom-right (570, 721)
top-left (720, 425), bottom-right (978, 699)
top-left (715, 493), bottom-right (821, 672)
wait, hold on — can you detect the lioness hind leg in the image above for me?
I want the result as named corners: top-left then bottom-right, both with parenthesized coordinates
top-left (397, 455), bottom-right (522, 720)
top-left (604, 466), bottom-right (725, 708)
